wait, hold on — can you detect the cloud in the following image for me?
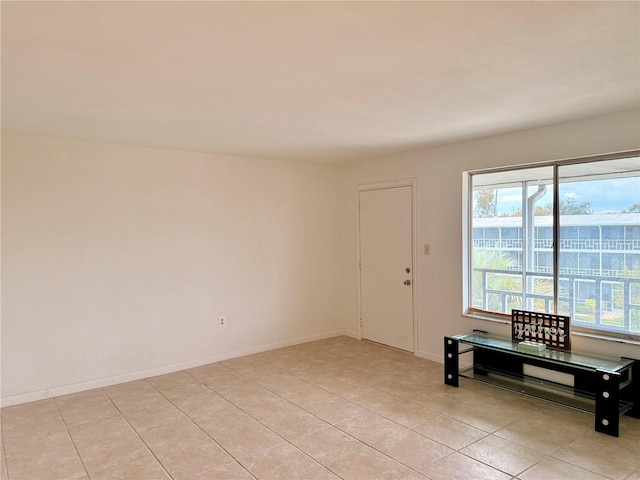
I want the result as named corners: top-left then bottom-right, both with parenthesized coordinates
top-left (501, 194), bottom-right (522, 202)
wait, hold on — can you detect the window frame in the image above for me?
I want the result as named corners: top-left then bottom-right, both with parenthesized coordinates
top-left (463, 149), bottom-right (640, 342)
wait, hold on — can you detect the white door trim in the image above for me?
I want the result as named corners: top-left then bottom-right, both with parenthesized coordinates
top-left (356, 178), bottom-right (417, 354)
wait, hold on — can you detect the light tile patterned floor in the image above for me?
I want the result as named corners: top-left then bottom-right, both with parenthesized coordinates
top-left (1, 336), bottom-right (639, 480)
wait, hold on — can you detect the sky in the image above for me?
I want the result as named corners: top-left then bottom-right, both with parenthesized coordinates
top-left (495, 177), bottom-right (640, 215)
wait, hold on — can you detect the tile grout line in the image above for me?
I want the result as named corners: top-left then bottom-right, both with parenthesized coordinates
top-left (4, 338), bottom-right (635, 480)
top-left (182, 365), bottom-right (362, 478)
top-left (196, 370), bottom-right (400, 480)
top-left (182, 368), bottom-right (337, 479)
top-left (224, 353), bottom-right (460, 476)
top-left (626, 466), bottom-right (640, 480)
top-left (143, 377), bottom-right (259, 480)
top-left (1, 420), bottom-right (8, 480)
top-left (447, 421), bottom-right (549, 479)
top-left (258, 354), bottom-right (557, 477)
top-left (451, 431), bottom-right (615, 480)
top-left (204, 361), bottom-right (440, 478)
top-left (201, 380), bottom-right (350, 479)
top-left (100, 387), bottom-right (176, 480)
top-left (198, 382), bottom-right (342, 478)
top-left (271, 361), bottom-right (463, 450)
top-left (52, 397), bottom-right (92, 480)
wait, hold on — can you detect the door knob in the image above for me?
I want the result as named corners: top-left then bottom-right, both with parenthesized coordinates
top-left (404, 279), bottom-right (411, 285)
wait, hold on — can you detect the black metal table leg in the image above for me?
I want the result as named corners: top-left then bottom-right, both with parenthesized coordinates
top-left (595, 369), bottom-right (621, 437)
top-left (444, 337), bottom-right (459, 387)
top-left (621, 359), bottom-right (640, 419)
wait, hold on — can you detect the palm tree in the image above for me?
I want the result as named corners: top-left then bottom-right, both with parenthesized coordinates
top-left (472, 249), bottom-right (522, 312)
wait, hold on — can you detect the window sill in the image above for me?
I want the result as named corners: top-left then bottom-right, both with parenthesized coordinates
top-left (461, 311), bottom-right (640, 346)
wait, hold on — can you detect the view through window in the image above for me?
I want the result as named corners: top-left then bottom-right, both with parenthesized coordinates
top-left (469, 155), bottom-right (640, 339)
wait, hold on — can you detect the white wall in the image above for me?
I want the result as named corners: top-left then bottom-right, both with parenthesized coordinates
top-left (340, 109), bottom-right (640, 362)
top-left (1, 133), bottom-right (344, 404)
top-left (3, 109), bottom-right (639, 406)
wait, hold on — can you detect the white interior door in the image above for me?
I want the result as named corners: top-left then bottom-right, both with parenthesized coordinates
top-left (359, 185), bottom-right (414, 352)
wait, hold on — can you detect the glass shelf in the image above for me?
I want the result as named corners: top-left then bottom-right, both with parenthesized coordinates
top-left (458, 365), bottom-right (634, 415)
top-left (453, 331), bottom-right (634, 373)
top-left (445, 331), bottom-right (639, 437)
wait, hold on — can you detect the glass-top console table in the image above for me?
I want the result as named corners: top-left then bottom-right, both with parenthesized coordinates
top-left (444, 331), bottom-right (639, 437)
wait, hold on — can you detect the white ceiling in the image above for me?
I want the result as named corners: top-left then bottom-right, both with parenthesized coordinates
top-left (2, 1), bottom-right (639, 163)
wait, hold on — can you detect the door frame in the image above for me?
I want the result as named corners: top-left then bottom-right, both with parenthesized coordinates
top-left (357, 178), bottom-right (418, 353)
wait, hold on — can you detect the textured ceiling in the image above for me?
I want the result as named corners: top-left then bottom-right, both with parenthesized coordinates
top-left (2, 1), bottom-right (639, 163)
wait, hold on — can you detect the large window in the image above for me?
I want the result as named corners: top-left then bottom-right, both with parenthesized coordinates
top-left (467, 153), bottom-right (640, 340)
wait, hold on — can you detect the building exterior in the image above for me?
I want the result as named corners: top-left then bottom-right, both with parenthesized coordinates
top-left (472, 213), bottom-right (640, 336)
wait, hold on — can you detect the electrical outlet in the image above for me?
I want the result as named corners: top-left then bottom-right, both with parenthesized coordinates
top-left (218, 316), bottom-right (226, 327)
top-left (424, 243), bottom-right (431, 255)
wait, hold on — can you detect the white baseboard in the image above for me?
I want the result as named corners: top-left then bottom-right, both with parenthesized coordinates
top-left (415, 348), bottom-right (473, 368)
top-left (415, 349), bottom-right (473, 371)
top-left (1, 329), bottom-right (348, 407)
top-left (343, 329), bottom-right (360, 340)
top-left (415, 349), bottom-right (442, 363)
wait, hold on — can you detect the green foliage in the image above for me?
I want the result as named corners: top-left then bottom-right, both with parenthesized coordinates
top-left (622, 203), bottom-right (640, 214)
top-left (472, 249), bottom-right (522, 312)
top-left (612, 263), bottom-right (640, 311)
top-left (631, 310), bottom-right (640, 334)
top-left (621, 263), bottom-right (640, 279)
top-left (503, 198), bottom-right (593, 217)
top-left (560, 198), bottom-right (592, 215)
top-left (474, 190), bottom-right (497, 218)
top-left (575, 304), bottom-right (593, 315)
top-left (534, 205), bottom-right (551, 216)
top-left (473, 249), bottom-right (515, 269)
